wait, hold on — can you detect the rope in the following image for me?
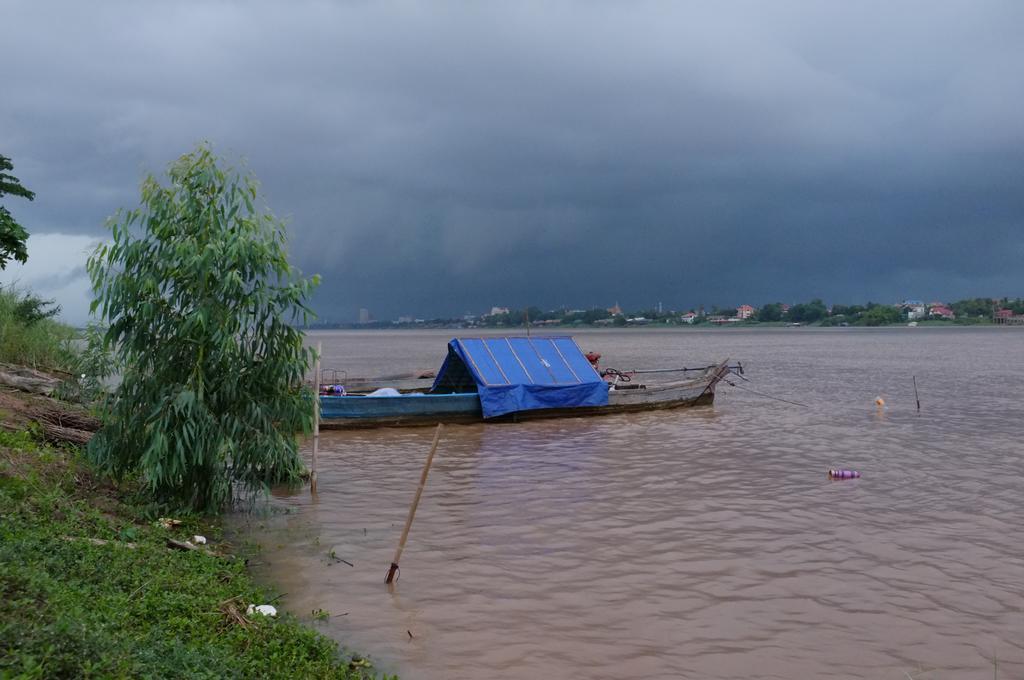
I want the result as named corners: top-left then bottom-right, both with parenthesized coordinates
top-left (722, 378), bottom-right (810, 408)
top-left (629, 364), bottom-right (743, 375)
top-left (720, 369), bottom-right (924, 414)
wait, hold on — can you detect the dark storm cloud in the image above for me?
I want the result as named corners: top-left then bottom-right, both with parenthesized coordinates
top-left (3, 0), bottom-right (1022, 321)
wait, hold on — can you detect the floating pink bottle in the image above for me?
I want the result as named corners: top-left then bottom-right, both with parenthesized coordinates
top-left (828, 469), bottom-right (861, 479)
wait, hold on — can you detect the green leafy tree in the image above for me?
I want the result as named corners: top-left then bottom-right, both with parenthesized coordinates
top-left (86, 146), bottom-right (319, 511)
top-left (0, 154), bottom-right (35, 269)
top-left (788, 299), bottom-right (827, 323)
top-left (561, 307), bottom-right (612, 325)
top-left (951, 297), bottom-right (996, 318)
top-left (830, 304), bottom-right (865, 318)
top-left (756, 303), bottom-right (783, 322)
top-left (856, 304), bottom-right (902, 326)
top-left (12, 291), bottom-right (60, 326)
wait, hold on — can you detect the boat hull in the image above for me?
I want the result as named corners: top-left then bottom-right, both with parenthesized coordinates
top-left (320, 392), bottom-right (482, 427)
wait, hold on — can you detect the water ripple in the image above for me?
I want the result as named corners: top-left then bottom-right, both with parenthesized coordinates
top-left (230, 328), bottom-right (1024, 679)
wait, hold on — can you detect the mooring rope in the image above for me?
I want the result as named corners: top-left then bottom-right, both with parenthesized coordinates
top-left (722, 376), bottom-right (810, 408)
top-left (629, 364), bottom-right (744, 375)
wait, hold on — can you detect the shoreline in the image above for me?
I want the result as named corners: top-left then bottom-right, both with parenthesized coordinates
top-left (303, 319), bottom-right (1006, 332)
top-left (0, 395), bottom-right (393, 679)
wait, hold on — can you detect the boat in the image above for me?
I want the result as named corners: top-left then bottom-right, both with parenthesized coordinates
top-left (318, 336), bottom-right (732, 428)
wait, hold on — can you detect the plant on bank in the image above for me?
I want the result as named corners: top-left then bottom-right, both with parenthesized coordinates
top-left (0, 286), bottom-right (76, 370)
top-left (54, 321), bottom-right (115, 404)
top-left (86, 145), bottom-right (319, 511)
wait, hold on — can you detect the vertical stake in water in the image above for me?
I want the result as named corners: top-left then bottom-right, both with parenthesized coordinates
top-left (311, 341), bottom-right (322, 495)
top-left (386, 423), bottom-right (444, 585)
top-left (913, 375), bottom-right (920, 412)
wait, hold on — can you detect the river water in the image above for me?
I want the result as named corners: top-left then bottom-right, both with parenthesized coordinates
top-left (230, 327), bottom-right (1023, 679)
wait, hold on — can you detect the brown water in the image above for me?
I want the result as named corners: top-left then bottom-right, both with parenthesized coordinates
top-left (231, 327), bottom-right (1024, 679)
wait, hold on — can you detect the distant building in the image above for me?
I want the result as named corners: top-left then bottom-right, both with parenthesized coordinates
top-left (737, 304), bottom-right (755, 320)
top-left (358, 308), bottom-right (372, 324)
top-left (994, 309), bottom-right (1024, 325)
top-left (489, 306), bottom-right (510, 316)
top-left (680, 312), bottom-right (697, 324)
top-left (780, 303), bottom-right (791, 315)
top-left (607, 303), bottom-right (623, 316)
top-left (397, 316), bottom-right (414, 324)
top-left (928, 305), bottom-right (955, 320)
top-left (901, 300), bottom-right (927, 320)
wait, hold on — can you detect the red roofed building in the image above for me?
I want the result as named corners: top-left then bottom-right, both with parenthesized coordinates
top-left (994, 309), bottom-right (1024, 325)
top-left (737, 304), bottom-right (755, 319)
top-left (929, 305), bottom-right (955, 320)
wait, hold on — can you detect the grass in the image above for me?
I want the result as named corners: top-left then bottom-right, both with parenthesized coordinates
top-left (0, 287), bottom-right (77, 372)
top-left (0, 429), bottom-right (394, 679)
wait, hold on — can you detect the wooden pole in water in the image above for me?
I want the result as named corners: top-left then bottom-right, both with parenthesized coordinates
top-left (311, 341), bottom-right (322, 494)
top-left (386, 423), bottom-right (443, 584)
top-left (913, 375), bottom-right (921, 412)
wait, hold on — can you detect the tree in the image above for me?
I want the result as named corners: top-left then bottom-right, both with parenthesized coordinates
top-left (11, 290), bottom-right (60, 325)
top-left (756, 303), bottom-right (783, 322)
top-left (86, 146), bottom-right (320, 511)
top-left (788, 299), bottom-right (827, 323)
top-left (856, 304), bottom-right (902, 326)
top-left (951, 297), bottom-right (996, 319)
top-left (0, 154), bottom-right (35, 269)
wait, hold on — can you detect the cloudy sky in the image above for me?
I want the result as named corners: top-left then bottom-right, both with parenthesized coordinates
top-left (2, 1), bottom-right (1022, 324)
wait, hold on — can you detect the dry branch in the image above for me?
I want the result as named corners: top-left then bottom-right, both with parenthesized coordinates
top-left (62, 536), bottom-right (138, 549)
top-left (0, 363), bottom-right (64, 396)
top-left (0, 384), bottom-right (100, 446)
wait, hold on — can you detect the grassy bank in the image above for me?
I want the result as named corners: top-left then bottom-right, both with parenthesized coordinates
top-left (0, 428), bottom-right (392, 679)
top-left (0, 287), bottom-right (77, 371)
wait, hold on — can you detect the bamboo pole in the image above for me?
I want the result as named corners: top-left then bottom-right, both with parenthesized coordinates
top-left (386, 423), bottom-right (443, 584)
top-left (311, 341), bottom-right (322, 495)
top-left (913, 375), bottom-right (921, 412)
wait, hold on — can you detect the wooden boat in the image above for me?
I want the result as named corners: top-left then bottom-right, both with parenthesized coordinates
top-left (319, 336), bottom-right (731, 429)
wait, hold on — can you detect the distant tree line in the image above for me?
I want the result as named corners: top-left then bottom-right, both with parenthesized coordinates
top-left (470, 296), bottom-right (1023, 328)
top-left (952, 297), bottom-right (1024, 317)
top-left (318, 296), bottom-right (1023, 330)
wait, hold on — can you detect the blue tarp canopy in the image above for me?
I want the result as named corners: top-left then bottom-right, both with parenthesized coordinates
top-left (430, 336), bottom-right (609, 418)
